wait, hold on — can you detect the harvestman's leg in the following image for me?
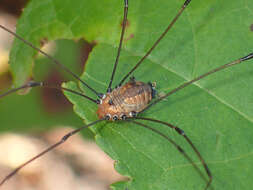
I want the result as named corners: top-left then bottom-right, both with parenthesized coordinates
top-left (140, 53), bottom-right (253, 113)
top-left (133, 117), bottom-right (212, 190)
top-left (0, 118), bottom-right (106, 186)
top-left (107, 0), bottom-right (129, 92)
top-left (0, 81), bottom-right (99, 104)
top-left (118, 0), bottom-right (192, 86)
top-left (126, 119), bottom-right (211, 190)
top-left (0, 25), bottom-right (102, 98)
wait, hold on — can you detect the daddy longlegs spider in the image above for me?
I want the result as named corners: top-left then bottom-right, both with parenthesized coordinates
top-left (0, 0), bottom-right (253, 189)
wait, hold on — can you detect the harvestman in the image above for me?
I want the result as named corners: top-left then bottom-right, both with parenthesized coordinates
top-left (0, 0), bottom-right (252, 189)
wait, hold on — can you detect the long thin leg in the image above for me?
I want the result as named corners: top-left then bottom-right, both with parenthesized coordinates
top-left (0, 118), bottom-right (105, 186)
top-left (118, 0), bottom-right (192, 87)
top-left (140, 53), bottom-right (253, 113)
top-left (107, 0), bottom-right (129, 93)
top-left (0, 24), bottom-right (103, 98)
top-left (133, 117), bottom-right (212, 190)
top-left (126, 119), bottom-right (211, 189)
top-left (0, 81), bottom-right (98, 104)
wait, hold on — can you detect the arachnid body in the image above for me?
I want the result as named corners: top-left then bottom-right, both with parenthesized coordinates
top-left (97, 78), bottom-right (155, 120)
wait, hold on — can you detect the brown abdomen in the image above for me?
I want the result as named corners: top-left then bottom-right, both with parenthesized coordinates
top-left (97, 81), bottom-right (153, 120)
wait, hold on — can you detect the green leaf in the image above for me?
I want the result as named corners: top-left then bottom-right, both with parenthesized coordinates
top-left (9, 0), bottom-right (253, 189)
top-left (0, 40), bottom-right (89, 135)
